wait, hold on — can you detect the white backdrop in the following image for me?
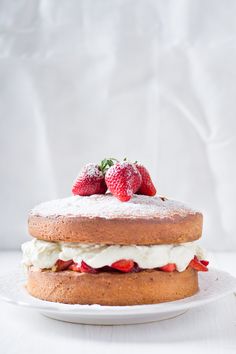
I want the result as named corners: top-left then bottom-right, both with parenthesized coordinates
top-left (0, 0), bottom-right (236, 250)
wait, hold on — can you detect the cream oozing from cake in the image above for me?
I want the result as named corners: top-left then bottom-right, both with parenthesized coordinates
top-left (30, 194), bottom-right (198, 219)
top-left (22, 239), bottom-right (205, 272)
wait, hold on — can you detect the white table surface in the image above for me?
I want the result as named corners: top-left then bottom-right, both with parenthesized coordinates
top-left (0, 251), bottom-right (235, 354)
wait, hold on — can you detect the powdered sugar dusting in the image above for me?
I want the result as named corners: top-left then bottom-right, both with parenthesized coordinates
top-left (80, 163), bottom-right (102, 178)
top-left (30, 194), bottom-right (200, 219)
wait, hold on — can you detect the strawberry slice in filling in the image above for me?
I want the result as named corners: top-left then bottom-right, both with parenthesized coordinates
top-left (54, 259), bottom-right (73, 271)
top-left (111, 259), bottom-right (135, 272)
top-left (68, 262), bottom-right (81, 272)
top-left (189, 256), bottom-right (208, 272)
top-left (52, 255), bottom-right (209, 273)
top-left (80, 260), bottom-right (98, 273)
top-left (158, 263), bottom-right (176, 272)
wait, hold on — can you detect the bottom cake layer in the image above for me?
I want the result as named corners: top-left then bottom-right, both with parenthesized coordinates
top-left (26, 266), bottom-right (198, 305)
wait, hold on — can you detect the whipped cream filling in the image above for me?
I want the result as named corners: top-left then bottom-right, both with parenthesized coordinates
top-left (21, 239), bottom-right (205, 272)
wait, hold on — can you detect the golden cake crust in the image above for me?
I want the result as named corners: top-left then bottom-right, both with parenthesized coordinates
top-left (26, 267), bottom-right (198, 305)
top-left (28, 212), bottom-right (202, 244)
top-left (28, 195), bottom-right (203, 244)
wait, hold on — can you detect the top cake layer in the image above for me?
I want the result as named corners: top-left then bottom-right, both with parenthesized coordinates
top-left (28, 194), bottom-right (203, 245)
top-left (30, 194), bottom-right (198, 219)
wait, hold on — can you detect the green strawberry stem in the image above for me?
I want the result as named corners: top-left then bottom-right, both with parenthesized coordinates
top-left (99, 158), bottom-right (119, 174)
top-left (99, 157), bottom-right (138, 175)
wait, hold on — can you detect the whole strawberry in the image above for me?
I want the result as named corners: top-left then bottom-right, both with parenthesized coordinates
top-left (105, 162), bottom-right (141, 202)
top-left (72, 163), bottom-right (107, 196)
top-left (135, 164), bottom-right (156, 196)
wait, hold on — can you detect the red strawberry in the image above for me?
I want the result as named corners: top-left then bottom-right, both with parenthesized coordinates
top-left (105, 162), bottom-right (141, 202)
top-left (55, 259), bottom-right (73, 271)
top-left (111, 259), bottom-right (134, 272)
top-left (189, 256), bottom-right (208, 272)
top-left (159, 263), bottom-right (176, 272)
top-left (135, 164), bottom-right (156, 196)
top-left (80, 260), bottom-right (97, 273)
top-left (68, 262), bottom-right (81, 272)
top-left (72, 163), bottom-right (107, 196)
top-left (200, 259), bottom-right (209, 266)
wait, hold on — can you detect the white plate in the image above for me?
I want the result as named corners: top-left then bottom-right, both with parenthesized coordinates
top-left (0, 268), bottom-right (235, 325)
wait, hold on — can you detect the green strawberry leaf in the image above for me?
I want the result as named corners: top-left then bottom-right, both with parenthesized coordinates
top-left (99, 157), bottom-right (119, 174)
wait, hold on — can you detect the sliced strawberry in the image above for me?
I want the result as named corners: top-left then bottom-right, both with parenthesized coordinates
top-left (200, 259), bottom-right (209, 266)
top-left (159, 263), bottom-right (176, 272)
top-left (135, 164), bottom-right (156, 196)
top-left (189, 256), bottom-right (208, 272)
top-left (80, 260), bottom-right (97, 273)
top-left (72, 163), bottom-right (107, 196)
top-left (111, 259), bottom-right (134, 272)
top-left (132, 262), bottom-right (141, 273)
top-left (68, 262), bottom-right (81, 272)
top-left (55, 259), bottom-right (73, 271)
top-left (105, 162), bottom-right (141, 202)
top-left (194, 255), bottom-right (209, 267)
